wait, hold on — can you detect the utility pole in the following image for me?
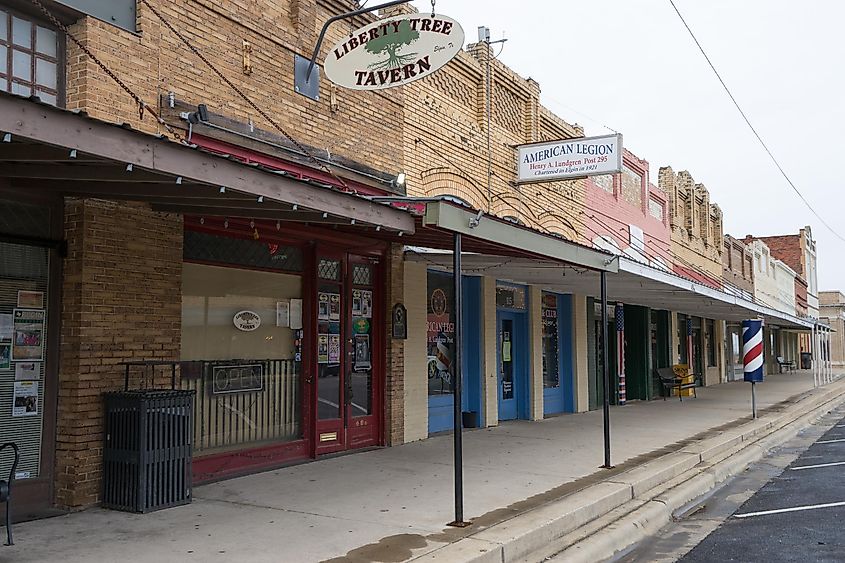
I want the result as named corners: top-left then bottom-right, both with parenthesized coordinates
top-left (478, 26), bottom-right (506, 213)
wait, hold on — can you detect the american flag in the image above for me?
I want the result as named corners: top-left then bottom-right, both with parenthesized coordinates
top-left (616, 304), bottom-right (626, 405)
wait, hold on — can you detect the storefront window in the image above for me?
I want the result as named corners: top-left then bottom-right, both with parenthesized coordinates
top-left (180, 256), bottom-right (303, 454)
top-left (677, 313), bottom-right (688, 364)
top-left (542, 293), bottom-right (559, 389)
top-left (705, 318), bottom-right (716, 367)
top-left (427, 270), bottom-right (455, 396)
top-left (0, 240), bottom-right (49, 480)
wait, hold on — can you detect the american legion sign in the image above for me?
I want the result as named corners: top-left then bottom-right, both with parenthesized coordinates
top-left (324, 13), bottom-right (464, 91)
top-left (517, 133), bottom-right (624, 183)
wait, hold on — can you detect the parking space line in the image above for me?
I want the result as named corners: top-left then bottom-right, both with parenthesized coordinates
top-left (816, 439), bottom-right (845, 444)
top-left (791, 461), bottom-right (845, 471)
top-left (735, 501), bottom-right (845, 519)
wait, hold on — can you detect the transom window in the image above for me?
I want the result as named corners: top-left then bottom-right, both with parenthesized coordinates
top-left (0, 9), bottom-right (61, 106)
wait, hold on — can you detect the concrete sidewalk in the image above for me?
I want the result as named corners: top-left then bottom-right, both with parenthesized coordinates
top-left (2, 371), bottom-right (841, 563)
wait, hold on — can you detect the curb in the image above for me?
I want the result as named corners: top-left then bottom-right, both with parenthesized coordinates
top-left (408, 379), bottom-right (845, 563)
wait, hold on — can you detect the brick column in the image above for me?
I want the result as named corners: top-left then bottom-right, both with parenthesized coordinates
top-left (56, 199), bottom-right (182, 509)
top-left (481, 276), bottom-right (498, 426)
top-left (573, 294), bottom-right (590, 413)
top-left (384, 243), bottom-right (405, 446)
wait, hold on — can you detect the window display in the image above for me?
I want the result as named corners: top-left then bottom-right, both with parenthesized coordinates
top-left (427, 271), bottom-right (455, 396)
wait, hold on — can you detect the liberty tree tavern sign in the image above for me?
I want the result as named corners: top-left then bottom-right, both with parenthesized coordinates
top-left (324, 13), bottom-right (464, 91)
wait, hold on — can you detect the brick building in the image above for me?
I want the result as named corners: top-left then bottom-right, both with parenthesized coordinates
top-left (0, 0), bottom-right (819, 522)
top-left (820, 291), bottom-right (845, 367)
top-left (658, 167), bottom-right (723, 288)
top-left (0, 0), bottom-right (425, 515)
top-left (743, 227), bottom-right (819, 319)
top-left (722, 234), bottom-right (754, 300)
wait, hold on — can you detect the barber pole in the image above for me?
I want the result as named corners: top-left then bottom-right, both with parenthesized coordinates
top-left (742, 319), bottom-right (764, 418)
top-left (615, 304), bottom-right (626, 405)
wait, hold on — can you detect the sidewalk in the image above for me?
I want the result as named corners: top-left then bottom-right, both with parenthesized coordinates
top-left (3, 371), bottom-right (840, 563)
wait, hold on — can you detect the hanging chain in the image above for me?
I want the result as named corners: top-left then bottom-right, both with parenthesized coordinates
top-left (138, 0), bottom-right (349, 189)
top-left (28, 0), bottom-right (183, 140)
top-left (431, 0), bottom-right (436, 16)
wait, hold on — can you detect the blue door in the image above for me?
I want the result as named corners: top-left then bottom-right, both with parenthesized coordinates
top-left (543, 293), bottom-right (575, 415)
top-left (497, 311), bottom-right (526, 420)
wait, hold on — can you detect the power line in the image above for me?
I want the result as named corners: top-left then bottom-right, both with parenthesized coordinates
top-left (139, 0), bottom-right (349, 189)
top-left (668, 0), bottom-right (845, 245)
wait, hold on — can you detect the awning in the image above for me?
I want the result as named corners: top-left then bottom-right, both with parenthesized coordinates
top-left (368, 197), bottom-right (618, 273)
top-left (408, 251), bottom-right (813, 329)
top-left (0, 93), bottom-right (415, 234)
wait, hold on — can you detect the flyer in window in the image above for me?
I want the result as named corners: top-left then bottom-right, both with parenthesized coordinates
top-left (361, 290), bottom-right (373, 318)
top-left (17, 290), bottom-right (44, 309)
top-left (0, 314), bottom-right (12, 341)
top-left (317, 334), bottom-right (329, 364)
top-left (329, 293), bottom-right (341, 321)
top-left (318, 293), bottom-right (330, 320)
top-left (12, 309), bottom-right (45, 362)
top-left (328, 334), bottom-right (341, 363)
top-left (351, 289), bottom-right (362, 316)
top-left (0, 343), bottom-right (9, 371)
top-left (353, 334), bottom-right (371, 371)
top-left (276, 300), bottom-right (290, 328)
top-left (12, 381), bottom-right (38, 417)
top-left (14, 361), bottom-right (39, 380)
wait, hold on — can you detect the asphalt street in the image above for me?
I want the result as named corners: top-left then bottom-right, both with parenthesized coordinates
top-left (621, 406), bottom-right (845, 563)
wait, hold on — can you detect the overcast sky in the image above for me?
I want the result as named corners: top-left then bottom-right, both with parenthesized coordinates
top-left (411, 0), bottom-right (844, 291)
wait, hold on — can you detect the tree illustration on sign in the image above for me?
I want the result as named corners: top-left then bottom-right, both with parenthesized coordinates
top-left (366, 20), bottom-right (420, 69)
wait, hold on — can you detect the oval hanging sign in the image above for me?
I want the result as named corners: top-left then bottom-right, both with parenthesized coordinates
top-left (233, 310), bottom-right (261, 332)
top-left (324, 13), bottom-right (464, 91)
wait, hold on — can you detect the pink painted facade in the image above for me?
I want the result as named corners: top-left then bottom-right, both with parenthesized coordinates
top-left (583, 149), bottom-right (672, 270)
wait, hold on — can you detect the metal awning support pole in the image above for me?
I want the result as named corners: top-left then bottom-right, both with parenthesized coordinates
top-left (600, 270), bottom-right (612, 469)
top-left (448, 232), bottom-right (469, 527)
top-left (812, 324), bottom-right (818, 388)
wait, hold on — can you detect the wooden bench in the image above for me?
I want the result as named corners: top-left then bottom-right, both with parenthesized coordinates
top-left (655, 367), bottom-right (697, 401)
top-left (777, 356), bottom-right (796, 373)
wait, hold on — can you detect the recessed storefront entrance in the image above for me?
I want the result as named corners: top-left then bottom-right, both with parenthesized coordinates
top-left (497, 283), bottom-right (528, 421)
top-left (181, 220), bottom-right (385, 481)
top-left (314, 253), bottom-right (381, 455)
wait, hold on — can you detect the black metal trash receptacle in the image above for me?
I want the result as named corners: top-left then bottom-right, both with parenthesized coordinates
top-left (801, 352), bottom-right (812, 370)
top-left (461, 411), bottom-right (478, 428)
top-left (102, 389), bottom-right (195, 513)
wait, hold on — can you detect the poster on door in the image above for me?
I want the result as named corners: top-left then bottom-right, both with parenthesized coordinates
top-left (328, 334), bottom-right (341, 363)
top-left (329, 293), bottom-right (341, 321)
top-left (352, 290), bottom-right (362, 316)
top-left (317, 334), bottom-right (329, 364)
top-left (361, 290), bottom-right (373, 318)
top-left (318, 293), bottom-right (330, 320)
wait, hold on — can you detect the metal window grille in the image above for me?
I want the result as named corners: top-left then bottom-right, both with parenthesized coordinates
top-left (317, 259), bottom-right (340, 281)
top-left (352, 264), bottom-right (372, 286)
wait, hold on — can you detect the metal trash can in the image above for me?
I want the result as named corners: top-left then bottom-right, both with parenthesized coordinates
top-left (102, 388), bottom-right (195, 513)
top-left (801, 352), bottom-right (812, 370)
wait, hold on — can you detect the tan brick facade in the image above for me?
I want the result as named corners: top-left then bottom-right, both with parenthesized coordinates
top-left (658, 166), bottom-right (724, 283)
top-left (402, 34), bottom-right (585, 241)
top-left (723, 234), bottom-right (754, 298)
top-left (57, 199), bottom-right (182, 508)
top-left (64, 0), bottom-right (404, 175)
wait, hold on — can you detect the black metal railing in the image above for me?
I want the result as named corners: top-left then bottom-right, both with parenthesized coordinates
top-left (179, 359), bottom-right (301, 454)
